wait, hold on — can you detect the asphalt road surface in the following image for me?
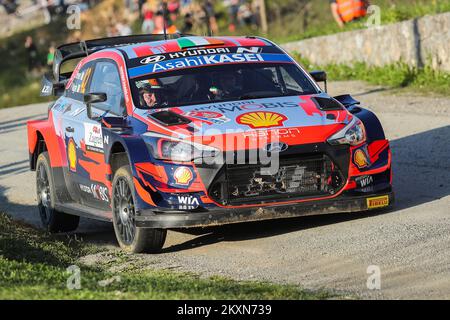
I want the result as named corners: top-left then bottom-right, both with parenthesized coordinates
top-left (1, 81), bottom-right (449, 299)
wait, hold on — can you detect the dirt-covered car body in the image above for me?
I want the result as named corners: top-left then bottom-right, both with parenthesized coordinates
top-left (27, 34), bottom-right (393, 233)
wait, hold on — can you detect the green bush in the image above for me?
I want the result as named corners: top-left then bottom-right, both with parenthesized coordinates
top-left (294, 53), bottom-right (450, 95)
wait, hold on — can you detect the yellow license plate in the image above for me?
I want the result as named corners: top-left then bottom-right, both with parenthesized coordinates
top-left (367, 195), bottom-right (389, 209)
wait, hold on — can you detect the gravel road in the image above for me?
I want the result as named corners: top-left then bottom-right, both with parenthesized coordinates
top-left (1, 81), bottom-right (449, 299)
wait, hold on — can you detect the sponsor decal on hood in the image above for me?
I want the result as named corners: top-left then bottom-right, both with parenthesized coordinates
top-left (136, 95), bottom-right (353, 150)
top-left (236, 111), bottom-right (287, 129)
top-left (139, 95), bottom-right (352, 135)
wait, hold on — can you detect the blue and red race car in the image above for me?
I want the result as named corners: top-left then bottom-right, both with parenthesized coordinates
top-left (28, 34), bottom-right (393, 253)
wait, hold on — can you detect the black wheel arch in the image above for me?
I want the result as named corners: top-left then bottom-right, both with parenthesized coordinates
top-left (104, 131), bottom-right (153, 177)
top-left (30, 131), bottom-right (47, 171)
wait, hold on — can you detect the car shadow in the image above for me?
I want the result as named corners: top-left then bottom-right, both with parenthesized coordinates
top-left (162, 210), bottom-right (386, 253)
top-left (162, 125), bottom-right (450, 253)
top-left (0, 115), bottom-right (47, 135)
top-left (352, 87), bottom-right (393, 97)
top-left (0, 114), bottom-right (48, 127)
top-left (0, 160), bottom-right (30, 176)
top-left (390, 125), bottom-right (450, 210)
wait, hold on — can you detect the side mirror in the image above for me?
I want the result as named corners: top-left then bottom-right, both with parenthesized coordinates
top-left (310, 70), bottom-right (327, 92)
top-left (84, 92), bottom-right (107, 120)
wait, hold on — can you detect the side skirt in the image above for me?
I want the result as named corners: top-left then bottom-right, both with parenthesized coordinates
top-left (54, 202), bottom-right (112, 222)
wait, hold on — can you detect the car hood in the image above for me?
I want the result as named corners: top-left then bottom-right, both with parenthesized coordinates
top-left (136, 95), bottom-right (354, 147)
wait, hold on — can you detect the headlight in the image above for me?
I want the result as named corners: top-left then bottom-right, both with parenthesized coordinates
top-left (156, 139), bottom-right (220, 162)
top-left (159, 140), bottom-right (194, 162)
top-left (327, 118), bottom-right (366, 146)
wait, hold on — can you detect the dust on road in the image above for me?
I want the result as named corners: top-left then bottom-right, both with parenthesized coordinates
top-left (1, 81), bottom-right (449, 299)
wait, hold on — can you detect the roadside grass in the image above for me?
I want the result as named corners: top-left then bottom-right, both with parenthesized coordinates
top-left (0, 76), bottom-right (52, 109)
top-left (0, 213), bottom-right (331, 299)
top-left (294, 54), bottom-right (450, 96)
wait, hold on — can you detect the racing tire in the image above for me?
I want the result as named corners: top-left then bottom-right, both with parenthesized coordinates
top-left (36, 152), bottom-right (80, 233)
top-left (111, 165), bottom-right (166, 253)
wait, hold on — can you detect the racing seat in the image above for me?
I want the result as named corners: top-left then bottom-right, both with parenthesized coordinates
top-left (175, 75), bottom-right (198, 103)
top-left (242, 69), bottom-right (279, 93)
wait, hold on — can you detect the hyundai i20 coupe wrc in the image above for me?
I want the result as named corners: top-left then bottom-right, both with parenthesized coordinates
top-left (28, 34), bottom-right (393, 253)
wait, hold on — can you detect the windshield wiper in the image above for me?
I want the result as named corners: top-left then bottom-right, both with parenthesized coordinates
top-left (239, 94), bottom-right (276, 100)
top-left (238, 92), bottom-right (291, 100)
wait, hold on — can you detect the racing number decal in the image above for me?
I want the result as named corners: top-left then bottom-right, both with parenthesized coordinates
top-left (80, 67), bottom-right (92, 94)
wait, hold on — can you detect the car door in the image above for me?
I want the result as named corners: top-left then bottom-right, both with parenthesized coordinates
top-left (62, 59), bottom-right (126, 210)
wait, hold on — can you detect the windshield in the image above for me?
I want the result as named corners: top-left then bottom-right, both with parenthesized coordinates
top-left (131, 63), bottom-right (318, 109)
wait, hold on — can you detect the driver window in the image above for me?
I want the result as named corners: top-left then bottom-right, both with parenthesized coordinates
top-left (89, 61), bottom-right (125, 115)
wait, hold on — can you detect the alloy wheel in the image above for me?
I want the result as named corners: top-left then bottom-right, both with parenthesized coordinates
top-left (113, 177), bottom-right (136, 245)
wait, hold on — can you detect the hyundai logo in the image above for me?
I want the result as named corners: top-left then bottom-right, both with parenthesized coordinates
top-left (140, 55), bottom-right (166, 64)
top-left (264, 142), bottom-right (288, 153)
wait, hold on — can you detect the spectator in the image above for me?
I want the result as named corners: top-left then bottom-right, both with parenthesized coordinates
top-left (47, 42), bottom-right (55, 68)
top-left (24, 36), bottom-right (39, 72)
top-left (124, 0), bottom-right (141, 20)
top-left (72, 31), bottom-right (82, 42)
top-left (1, 0), bottom-right (18, 15)
top-left (180, 0), bottom-right (191, 7)
top-left (181, 12), bottom-right (193, 33)
top-left (330, 0), bottom-right (369, 28)
top-left (153, 9), bottom-right (165, 33)
top-left (116, 19), bottom-right (133, 36)
top-left (39, 0), bottom-right (51, 24)
top-left (124, 0), bottom-right (138, 12)
top-left (167, 0), bottom-right (180, 23)
top-left (137, 0), bottom-right (146, 17)
top-left (107, 24), bottom-right (119, 37)
top-left (251, 0), bottom-right (261, 28)
top-left (237, 2), bottom-right (255, 28)
top-left (227, 0), bottom-right (240, 32)
top-left (141, 0), bottom-right (156, 33)
top-left (202, 0), bottom-right (218, 35)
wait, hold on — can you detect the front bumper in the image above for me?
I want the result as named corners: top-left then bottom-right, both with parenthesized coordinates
top-left (135, 190), bottom-right (394, 228)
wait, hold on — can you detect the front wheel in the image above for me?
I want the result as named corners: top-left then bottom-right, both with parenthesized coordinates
top-left (111, 165), bottom-right (166, 253)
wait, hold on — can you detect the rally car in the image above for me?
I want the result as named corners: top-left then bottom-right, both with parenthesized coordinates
top-left (28, 34), bottom-right (393, 253)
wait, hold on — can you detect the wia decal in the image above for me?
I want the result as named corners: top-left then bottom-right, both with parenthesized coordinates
top-left (177, 195), bottom-right (199, 210)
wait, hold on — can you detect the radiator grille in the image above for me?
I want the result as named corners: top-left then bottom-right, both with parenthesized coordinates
top-left (209, 155), bottom-right (344, 205)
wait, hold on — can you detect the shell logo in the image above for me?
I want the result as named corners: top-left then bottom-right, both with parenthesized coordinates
top-left (68, 139), bottom-right (77, 172)
top-left (236, 112), bottom-right (287, 129)
top-left (174, 166), bottom-right (193, 186)
top-left (354, 149), bottom-right (369, 168)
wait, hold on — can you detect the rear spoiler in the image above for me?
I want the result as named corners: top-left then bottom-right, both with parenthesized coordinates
top-left (42, 33), bottom-right (183, 97)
